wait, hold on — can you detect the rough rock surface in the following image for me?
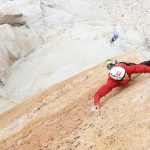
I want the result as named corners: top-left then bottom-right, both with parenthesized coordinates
top-left (0, 8), bottom-right (26, 26)
top-left (0, 24), bottom-right (44, 83)
top-left (0, 50), bottom-right (149, 150)
top-left (0, 1), bottom-right (149, 149)
top-left (0, 0), bottom-right (149, 103)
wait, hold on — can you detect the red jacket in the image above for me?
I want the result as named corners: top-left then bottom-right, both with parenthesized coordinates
top-left (94, 64), bottom-right (150, 105)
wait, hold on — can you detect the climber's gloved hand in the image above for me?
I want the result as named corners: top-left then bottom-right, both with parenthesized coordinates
top-left (91, 105), bottom-right (99, 112)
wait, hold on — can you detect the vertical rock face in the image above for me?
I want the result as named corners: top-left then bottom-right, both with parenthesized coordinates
top-left (0, 24), bottom-right (44, 83)
top-left (0, 0), bottom-right (149, 150)
top-left (0, 24), bottom-right (19, 82)
top-left (0, 0), bottom-right (149, 113)
top-left (0, 8), bottom-right (26, 26)
top-left (0, 50), bottom-right (149, 150)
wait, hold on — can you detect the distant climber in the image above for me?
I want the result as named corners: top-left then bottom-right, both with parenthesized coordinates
top-left (91, 59), bottom-right (150, 112)
top-left (110, 33), bottom-right (119, 43)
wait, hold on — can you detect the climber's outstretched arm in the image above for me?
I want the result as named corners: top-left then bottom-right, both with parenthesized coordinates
top-left (94, 78), bottom-right (120, 106)
top-left (127, 64), bottom-right (150, 75)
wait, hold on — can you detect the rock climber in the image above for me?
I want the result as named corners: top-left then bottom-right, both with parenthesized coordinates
top-left (91, 59), bottom-right (150, 112)
top-left (110, 33), bottom-right (119, 43)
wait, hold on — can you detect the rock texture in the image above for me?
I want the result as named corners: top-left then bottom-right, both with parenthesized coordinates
top-left (0, 24), bottom-right (44, 83)
top-left (0, 0), bottom-right (149, 104)
top-left (0, 1), bottom-right (149, 149)
top-left (0, 8), bottom-right (26, 26)
top-left (0, 50), bottom-right (149, 150)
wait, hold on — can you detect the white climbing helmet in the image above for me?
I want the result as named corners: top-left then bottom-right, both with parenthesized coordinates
top-left (109, 66), bottom-right (126, 80)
